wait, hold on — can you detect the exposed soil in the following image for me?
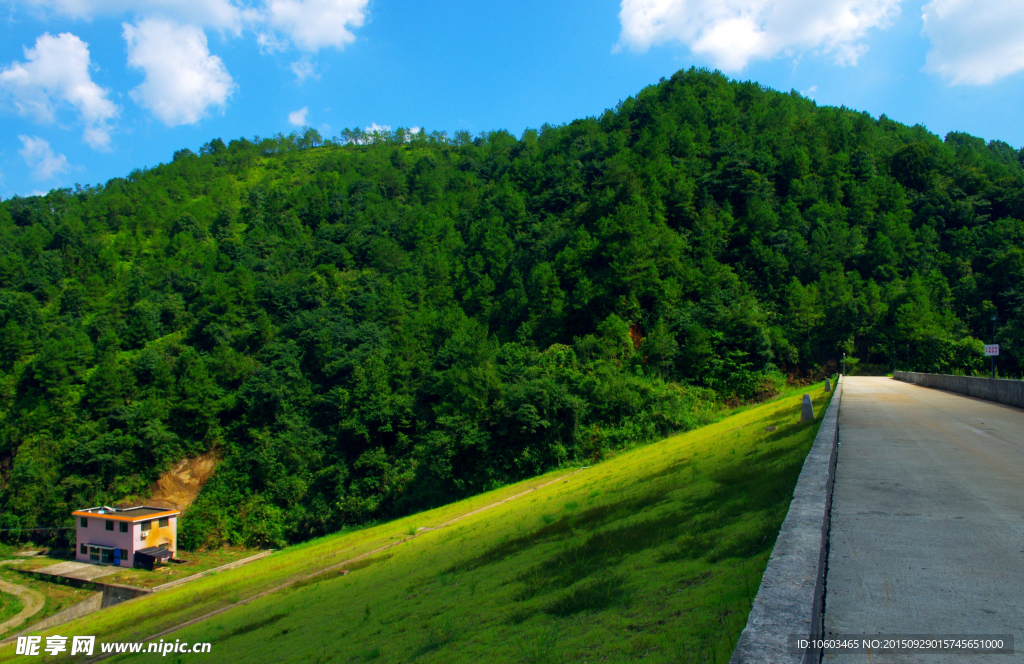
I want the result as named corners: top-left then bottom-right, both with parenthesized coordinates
top-left (141, 451), bottom-right (219, 510)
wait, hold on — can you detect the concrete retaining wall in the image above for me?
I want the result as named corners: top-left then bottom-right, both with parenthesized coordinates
top-left (894, 371), bottom-right (1024, 408)
top-left (0, 593), bottom-right (105, 646)
top-left (18, 593), bottom-right (102, 635)
top-left (3, 552), bottom-right (274, 643)
top-left (730, 377), bottom-right (843, 664)
top-left (100, 584), bottom-right (150, 608)
top-left (21, 569), bottom-right (152, 607)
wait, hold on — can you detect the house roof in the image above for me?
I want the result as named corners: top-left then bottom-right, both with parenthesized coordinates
top-left (136, 547), bottom-right (173, 559)
top-left (73, 506), bottom-right (180, 522)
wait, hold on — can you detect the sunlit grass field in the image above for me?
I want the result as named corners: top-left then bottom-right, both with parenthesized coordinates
top-left (8, 381), bottom-right (832, 663)
top-left (102, 547), bottom-right (261, 590)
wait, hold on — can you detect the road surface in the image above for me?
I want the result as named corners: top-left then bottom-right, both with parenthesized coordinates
top-left (824, 376), bottom-right (1024, 662)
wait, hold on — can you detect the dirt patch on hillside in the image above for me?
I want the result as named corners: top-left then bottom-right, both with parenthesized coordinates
top-left (143, 451), bottom-right (220, 510)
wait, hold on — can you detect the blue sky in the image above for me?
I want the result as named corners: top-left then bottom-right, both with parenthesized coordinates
top-left (2, 0), bottom-right (1023, 199)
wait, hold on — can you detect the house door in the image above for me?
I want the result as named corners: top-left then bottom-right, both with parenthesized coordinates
top-left (101, 549), bottom-right (113, 564)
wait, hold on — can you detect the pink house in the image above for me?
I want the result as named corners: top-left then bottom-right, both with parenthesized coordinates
top-left (73, 505), bottom-right (180, 569)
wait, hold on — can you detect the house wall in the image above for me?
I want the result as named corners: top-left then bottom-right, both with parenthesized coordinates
top-left (74, 514), bottom-right (177, 567)
top-left (139, 517), bottom-right (177, 555)
top-left (75, 517), bottom-right (138, 566)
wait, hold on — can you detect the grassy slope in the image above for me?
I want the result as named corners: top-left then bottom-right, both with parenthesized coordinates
top-left (0, 475), bottom-right (598, 658)
top-left (102, 548), bottom-right (261, 590)
top-left (7, 382), bottom-right (832, 663)
top-left (0, 592), bottom-right (23, 628)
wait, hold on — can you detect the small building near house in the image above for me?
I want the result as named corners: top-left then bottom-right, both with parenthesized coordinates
top-left (73, 505), bottom-right (180, 569)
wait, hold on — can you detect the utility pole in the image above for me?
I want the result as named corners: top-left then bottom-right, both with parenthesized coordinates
top-left (907, 344), bottom-right (910, 373)
top-left (843, 352), bottom-right (846, 376)
top-left (932, 336), bottom-right (936, 373)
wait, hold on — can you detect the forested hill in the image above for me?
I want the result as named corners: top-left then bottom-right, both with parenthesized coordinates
top-left (2, 69), bottom-right (1022, 548)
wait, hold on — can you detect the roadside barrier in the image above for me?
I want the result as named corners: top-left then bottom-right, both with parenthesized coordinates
top-left (893, 371), bottom-right (1024, 408)
top-left (730, 376), bottom-right (843, 664)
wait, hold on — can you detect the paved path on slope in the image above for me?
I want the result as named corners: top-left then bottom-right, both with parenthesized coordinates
top-left (824, 377), bottom-right (1024, 663)
top-left (33, 561), bottom-right (117, 582)
top-left (0, 561), bottom-right (46, 637)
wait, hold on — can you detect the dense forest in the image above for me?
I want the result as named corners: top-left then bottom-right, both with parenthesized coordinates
top-left (2, 69), bottom-right (1022, 549)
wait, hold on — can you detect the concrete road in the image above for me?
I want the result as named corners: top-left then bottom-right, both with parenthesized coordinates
top-left (824, 377), bottom-right (1024, 663)
top-left (33, 561), bottom-right (117, 581)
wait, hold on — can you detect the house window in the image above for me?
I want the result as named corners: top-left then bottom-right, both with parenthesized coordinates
top-left (80, 517), bottom-right (88, 527)
top-left (105, 520), bottom-right (114, 531)
top-left (119, 522), bottom-right (128, 533)
top-left (80, 544), bottom-right (87, 555)
top-left (158, 517), bottom-right (169, 528)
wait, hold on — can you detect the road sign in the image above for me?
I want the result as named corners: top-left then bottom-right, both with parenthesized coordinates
top-left (984, 344), bottom-right (1000, 357)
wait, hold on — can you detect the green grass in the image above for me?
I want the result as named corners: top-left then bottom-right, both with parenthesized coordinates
top-left (0, 590), bottom-right (23, 626)
top-left (8, 382), bottom-right (833, 663)
top-left (102, 546), bottom-right (261, 589)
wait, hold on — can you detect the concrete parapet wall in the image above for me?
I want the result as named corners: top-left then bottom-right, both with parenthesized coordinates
top-left (730, 377), bottom-right (843, 664)
top-left (894, 371), bottom-right (1024, 408)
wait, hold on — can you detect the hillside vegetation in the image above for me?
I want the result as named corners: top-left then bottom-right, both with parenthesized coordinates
top-left (8, 383), bottom-right (832, 663)
top-left (1, 67), bottom-right (1022, 546)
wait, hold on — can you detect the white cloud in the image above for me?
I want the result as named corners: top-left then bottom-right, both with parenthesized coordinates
top-left (124, 18), bottom-right (236, 126)
top-left (256, 31), bottom-right (289, 54)
top-left (264, 0), bottom-right (369, 51)
top-left (12, 0), bottom-right (372, 78)
top-left (18, 135), bottom-right (70, 180)
top-left (20, 0), bottom-right (247, 32)
top-left (921, 0), bottom-right (1024, 85)
top-left (617, 0), bottom-right (901, 71)
top-left (290, 57), bottom-right (318, 82)
top-left (0, 32), bottom-right (118, 149)
top-left (5, 1), bottom-right (371, 134)
top-left (365, 122), bottom-right (390, 134)
top-left (288, 106), bottom-right (308, 126)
